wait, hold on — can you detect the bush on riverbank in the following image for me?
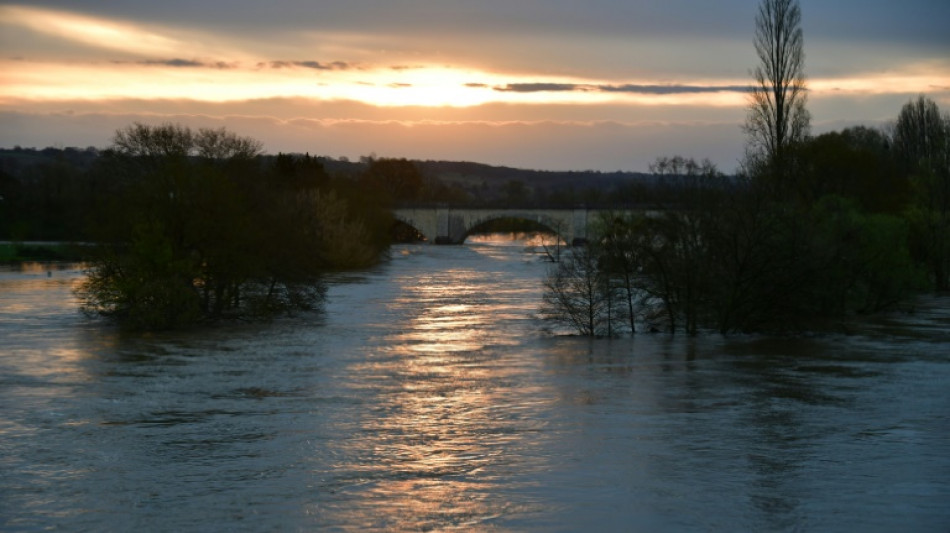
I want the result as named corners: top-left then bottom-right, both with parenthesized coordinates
top-left (76, 124), bottom-right (390, 331)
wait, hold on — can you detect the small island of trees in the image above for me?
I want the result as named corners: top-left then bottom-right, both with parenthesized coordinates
top-left (77, 124), bottom-right (398, 330)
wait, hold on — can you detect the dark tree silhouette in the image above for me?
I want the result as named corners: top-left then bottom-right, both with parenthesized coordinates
top-left (894, 96), bottom-right (950, 290)
top-left (541, 245), bottom-right (612, 337)
top-left (744, 0), bottom-right (810, 189)
top-left (361, 158), bottom-right (423, 203)
top-left (893, 95), bottom-right (949, 177)
top-left (77, 123), bottom-right (387, 330)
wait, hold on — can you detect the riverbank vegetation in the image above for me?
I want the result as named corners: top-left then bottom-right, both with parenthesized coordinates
top-left (543, 146), bottom-right (931, 336)
top-left (0, 242), bottom-right (87, 262)
top-left (540, 0), bottom-right (948, 336)
top-left (29, 124), bottom-right (391, 330)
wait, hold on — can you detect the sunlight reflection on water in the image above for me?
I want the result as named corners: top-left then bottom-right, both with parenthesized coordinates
top-left (1, 242), bottom-right (949, 531)
top-left (326, 238), bottom-right (555, 529)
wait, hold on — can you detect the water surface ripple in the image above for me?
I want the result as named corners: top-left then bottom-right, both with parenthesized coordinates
top-left (1, 244), bottom-right (948, 532)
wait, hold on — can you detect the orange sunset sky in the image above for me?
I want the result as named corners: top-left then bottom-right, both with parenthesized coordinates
top-left (1, 1), bottom-right (948, 172)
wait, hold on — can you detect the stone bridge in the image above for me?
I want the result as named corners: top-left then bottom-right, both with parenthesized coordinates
top-left (393, 206), bottom-right (642, 245)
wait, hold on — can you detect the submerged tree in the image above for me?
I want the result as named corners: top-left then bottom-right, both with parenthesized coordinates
top-left (744, 0), bottom-right (810, 191)
top-left (541, 245), bottom-right (613, 337)
top-left (595, 212), bottom-right (644, 334)
top-left (78, 123), bottom-right (385, 330)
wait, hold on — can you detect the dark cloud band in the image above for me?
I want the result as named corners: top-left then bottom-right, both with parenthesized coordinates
top-left (493, 82), bottom-right (750, 94)
top-left (134, 58), bottom-right (234, 69)
top-left (267, 60), bottom-right (352, 70)
top-left (495, 83), bottom-right (583, 93)
top-left (601, 84), bottom-right (750, 94)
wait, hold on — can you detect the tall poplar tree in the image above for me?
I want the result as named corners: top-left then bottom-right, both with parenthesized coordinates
top-left (744, 0), bottom-right (810, 190)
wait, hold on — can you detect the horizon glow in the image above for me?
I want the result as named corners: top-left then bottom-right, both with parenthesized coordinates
top-left (2, 3), bottom-right (948, 172)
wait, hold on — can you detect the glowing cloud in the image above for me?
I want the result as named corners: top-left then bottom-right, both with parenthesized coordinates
top-left (2, 2), bottom-right (949, 171)
top-left (2, 4), bottom-right (947, 111)
top-left (0, 5), bottom-right (184, 56)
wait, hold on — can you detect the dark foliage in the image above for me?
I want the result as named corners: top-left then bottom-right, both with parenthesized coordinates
top-left (71, 123), bottom-right (388, 330)
top-left (545, 144), bottom-right (928, 336)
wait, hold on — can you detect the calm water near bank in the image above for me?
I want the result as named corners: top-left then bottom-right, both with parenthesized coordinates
top-left (1, 242), bottom-right (948, 531)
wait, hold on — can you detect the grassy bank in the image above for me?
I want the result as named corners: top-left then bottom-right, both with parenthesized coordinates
top-left (0, 242), bottom-right (89, 263)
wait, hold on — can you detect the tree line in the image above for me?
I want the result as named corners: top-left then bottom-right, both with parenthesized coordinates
top-left (542, 0), bottom-right (949, 336)
top-left (0, 145), bottom-right (720, 240)
top-left (0, 124), bottom-right (433, 329)
top-left (79, 124), bottom-right (413, 330)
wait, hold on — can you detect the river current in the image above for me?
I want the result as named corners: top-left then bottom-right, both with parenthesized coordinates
top-left (1, 239), bottom-right (949, 532)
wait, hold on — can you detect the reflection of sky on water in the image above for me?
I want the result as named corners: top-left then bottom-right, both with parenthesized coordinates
top-left (0, 264), bottom-right (109, 383)
top-left (1, 244), bottom-right (949, 531)
top-left (467, 231), bottom-right (565, 248)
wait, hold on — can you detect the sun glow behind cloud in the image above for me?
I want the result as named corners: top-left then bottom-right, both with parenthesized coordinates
top-left (0, 57), bottom-right (750, 108)
top-left (2, 3), bottom-right (949, 172)
top-left (2, 4), bottom-right (947, 111)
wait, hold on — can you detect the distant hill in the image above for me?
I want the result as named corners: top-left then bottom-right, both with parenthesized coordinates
top-left (315, 157), bottom-right (652, 186)
top-left (315, 157), bottom-right (658, 206)
top-left (1, 147), bottom-right (650, 189)
top-left (1, 146), bottom-right (685, 209)
top-left (0, 146), bottom-right (100, 175)
top-left (417, 160), bottom-right (652, 190)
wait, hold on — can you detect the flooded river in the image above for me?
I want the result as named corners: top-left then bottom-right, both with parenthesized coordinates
top-left (1, 240), bottom-right (949, 531)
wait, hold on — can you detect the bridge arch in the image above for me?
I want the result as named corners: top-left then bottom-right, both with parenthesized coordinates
top-left (391, 207), bottom-right (439, 243)
top-left (391, 218), bottom-right (427, 242)
top-left (393, 206), bottom-right (595, 245)
top-left (461, 211), bottom-right (569, 243)
top-left (393, 206), bottom-right (657, 245)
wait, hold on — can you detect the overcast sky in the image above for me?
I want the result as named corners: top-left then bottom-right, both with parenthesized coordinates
top-left (1, 1), bottom-right (948, 172)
